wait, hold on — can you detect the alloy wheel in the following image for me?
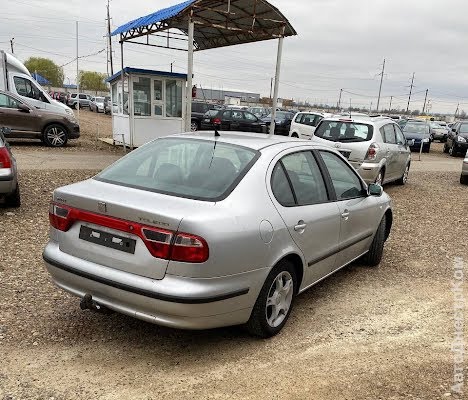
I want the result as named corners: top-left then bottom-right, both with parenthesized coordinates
top-left (402, 165), bottom-right (409, 184)
top-left (46, 127), bottom-right (66, 147)
top-left (265, 271), bottom-right (294, 328)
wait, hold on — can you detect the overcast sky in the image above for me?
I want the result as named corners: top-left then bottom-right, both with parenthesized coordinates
top-left (1, 0), bottom-right (467, 113)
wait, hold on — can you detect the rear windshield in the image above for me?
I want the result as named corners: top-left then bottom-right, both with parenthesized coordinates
top-left (403, 123), bottom-right (430, 134)
top-left (95, 138), bottom-right (259, 201)
top-left (314, 121), bottom-right (373, 142)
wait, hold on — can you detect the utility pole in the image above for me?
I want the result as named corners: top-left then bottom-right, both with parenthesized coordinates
top-left (455, 103), bottom-right (459, 119)
top-left (376, 58), bottom-right (385, 112)
top-left (337, 88), bottom-right (343, 110)
top-left (389, 96), bottom-right (393, 111)
top-left (76, 21), bottom-right (80, 122)
top-left (106, 0), bottom-right (114, 75)
top-left (269, 77), bottom-right (273, 102)
top-left (370, 101), bottom-right (373, 114)
top-left (422, 89), bottom-right (429, 114)
top-left (10, 37), bottom-right (14, 54)
top-left (406, 72), bottom-right (415, 114)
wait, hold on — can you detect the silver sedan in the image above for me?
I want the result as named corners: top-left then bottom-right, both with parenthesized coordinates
top-left (43, 132), bottom-right (393, 337)
top-left (461, 154), bottom-right (468, 185)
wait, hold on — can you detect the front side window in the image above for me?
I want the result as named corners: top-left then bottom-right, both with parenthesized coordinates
top-left (0, 93), bottom-right (19, 109)
top-left (96, 138), bottom-right (258, 201)
top-left (244, 112), bottom-right (257, 121)
top-left (165, 80), bottom-right (182, 118)
top-left (14, 77), bottom-right (35, 99)
top-left (319, 151), bottom-right (364, 200)
top-left (459, 124), bottom-right (468, 134)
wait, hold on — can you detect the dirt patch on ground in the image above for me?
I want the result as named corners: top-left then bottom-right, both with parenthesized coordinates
top-left (0, 152), bottom-right (467, 399)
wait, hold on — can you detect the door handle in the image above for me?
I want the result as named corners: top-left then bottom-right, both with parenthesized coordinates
top-left (294, 222), bottom-right (307, 231)
top-left (341, 210), bottom-right (350, 220)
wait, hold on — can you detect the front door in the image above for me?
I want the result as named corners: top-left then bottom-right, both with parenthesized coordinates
top-left (0, 93), bottom-right (37, 134)
top-left (269, 150), bottom-right (341, 287)
top-left (318, 150), bottom-right (380, 268)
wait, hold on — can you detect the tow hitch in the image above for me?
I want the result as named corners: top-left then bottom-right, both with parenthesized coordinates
top-left (80, 294), bottom-right (113, 314)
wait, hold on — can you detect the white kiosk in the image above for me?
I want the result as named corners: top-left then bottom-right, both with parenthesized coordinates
top-left (107, 67), bottom-right (187, 148)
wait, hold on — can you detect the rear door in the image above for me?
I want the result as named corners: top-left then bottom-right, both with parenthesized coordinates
top-left (381, 123), bottom-right (399, 181)
top-left (395, 124), bottom-right (410, 176)
top-left (318, 150), bottom-right (379, 268)
top-left (269, 150), bottom-right (341, 285)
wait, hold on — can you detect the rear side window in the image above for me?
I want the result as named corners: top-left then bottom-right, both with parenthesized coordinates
top-left (315, 121), bottom-right (373, 142)
top-left (96, 138), bottom-right (258, 201)
top-left (271, 151), bottom-right (328, 206)
top-left (319, 151), bottom-right (364, 200)
top-left (0, 93), bottom-right (19, 109)
top-left (460, 124), bottom-right (468, 134)
top-left (382, 124), bottom-right (396, 144)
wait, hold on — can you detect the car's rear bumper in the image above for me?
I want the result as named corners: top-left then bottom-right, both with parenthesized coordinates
top-left (43, 241), bottom-right (264, 330)
top-left (351, 161), bottom-right (381, 184)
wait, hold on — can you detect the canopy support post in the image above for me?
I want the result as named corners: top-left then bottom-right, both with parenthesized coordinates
top-left (185, 18), bottom-right (195, 132)
top-left (269, 33), bottom-right (284, 137)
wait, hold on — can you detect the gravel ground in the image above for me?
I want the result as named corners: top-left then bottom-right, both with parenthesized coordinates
top-left (0, 139), bottom-right (467, 399)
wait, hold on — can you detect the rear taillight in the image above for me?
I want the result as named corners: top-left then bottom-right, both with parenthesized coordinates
top-left (171, 233), bottom-right (209, 263)
top-left (49, 203), bottom-right (73, 231)
top-left (0, 147), bottom-right (12, 168)
top-left (212, 118), bottom-right (221, 125)
top-left (365, 143), bottom-right (380, 161)
top-left (49, 202), bottom-right (209, 263)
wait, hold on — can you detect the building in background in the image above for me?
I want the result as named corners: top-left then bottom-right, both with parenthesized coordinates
top-left (194, 86), bottom-right (260, 104)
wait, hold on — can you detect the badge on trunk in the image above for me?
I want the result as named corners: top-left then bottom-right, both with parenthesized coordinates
top-left (98, 201), bottom-right (107, 213)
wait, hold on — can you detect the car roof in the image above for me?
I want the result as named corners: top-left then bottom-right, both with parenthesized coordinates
top-left (170, 131), bottom-right (324, 152)
top-left (321, 116), bottom-right (394, 126)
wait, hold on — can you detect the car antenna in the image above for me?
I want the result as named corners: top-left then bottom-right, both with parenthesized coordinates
top-left (209, 127), bottom-right (221, 168)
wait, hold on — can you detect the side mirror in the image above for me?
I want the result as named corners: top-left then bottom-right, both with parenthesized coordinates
top-left (18, 104), bottom-right (30, 113)
top-left (407, 139), bottom-right (415, 146)
top-left (368, 183), bottom-right (383, 197)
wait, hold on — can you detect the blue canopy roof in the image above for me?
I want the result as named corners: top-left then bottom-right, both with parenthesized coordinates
top-left (111, 0), bottom-right (296, 51)
top-left (112, 0), bottom-right (195, 37)
top-left (106, 67), bottom-right (187, 83)
top-left (32, 72), bottom-right (50, 85)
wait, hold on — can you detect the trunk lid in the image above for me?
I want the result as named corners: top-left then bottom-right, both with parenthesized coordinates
top-left (52, 178), bottom-right (214, 280)
top-left (310, 135), bottom-right (371, 163)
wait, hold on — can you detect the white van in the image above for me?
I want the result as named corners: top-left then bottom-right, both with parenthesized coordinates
top-left (0, 50), bottom-right (74, 117)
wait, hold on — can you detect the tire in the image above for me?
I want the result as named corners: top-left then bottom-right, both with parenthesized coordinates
top-left (396, 163), bottom-right (410, 185)
top-left (375, 169), bottom-right (385, 185)
top-left (5, 183), bottom-right (21, 208)
top-left (42, 124), bottom-right (69, 147)
top-left (246, 260), bottom-right (297, 338)
top-left (443, 143), bottom-right (449, 153)
top-left (364, 217), bottom-right (386, 267)
top-left (190, 120), bottom-right (199, 132)
top-left (449, 143), bottom-right (458, 157)
top-left (423, 145), bottom-right (430, 153)
top-left (461, 174), bottom-right (468, 185)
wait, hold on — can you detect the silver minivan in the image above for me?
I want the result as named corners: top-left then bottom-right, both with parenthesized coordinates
top-left (311, 117), bottom-right (412, 185)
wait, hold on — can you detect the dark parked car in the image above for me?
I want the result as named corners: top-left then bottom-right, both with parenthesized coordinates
top-left (402, 121), bottom-right (432, 153)
top-left (200, 109), bottom-right (266, 133)
top-left (444, 122), bottom-right (468, 157)
top-left (191, 102), bottom-right (216, 131)
top-left (261, 111), bottom-right (294, 135)
top-left (0, 90), bottom-right (80, 147)
top-left (0, 127), bottom-right (20, 207)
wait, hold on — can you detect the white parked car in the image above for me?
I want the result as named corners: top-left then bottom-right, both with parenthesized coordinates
top-left (289, 112), bottom-right (327, 139)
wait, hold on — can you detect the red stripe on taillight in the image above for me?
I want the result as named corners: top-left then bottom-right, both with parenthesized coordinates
top-left (49, 202), bottom-right (209, 263)
top-left (212, 118), bottom-right (221, 125)
top-left (0, 147), bottom-right (12, 168)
